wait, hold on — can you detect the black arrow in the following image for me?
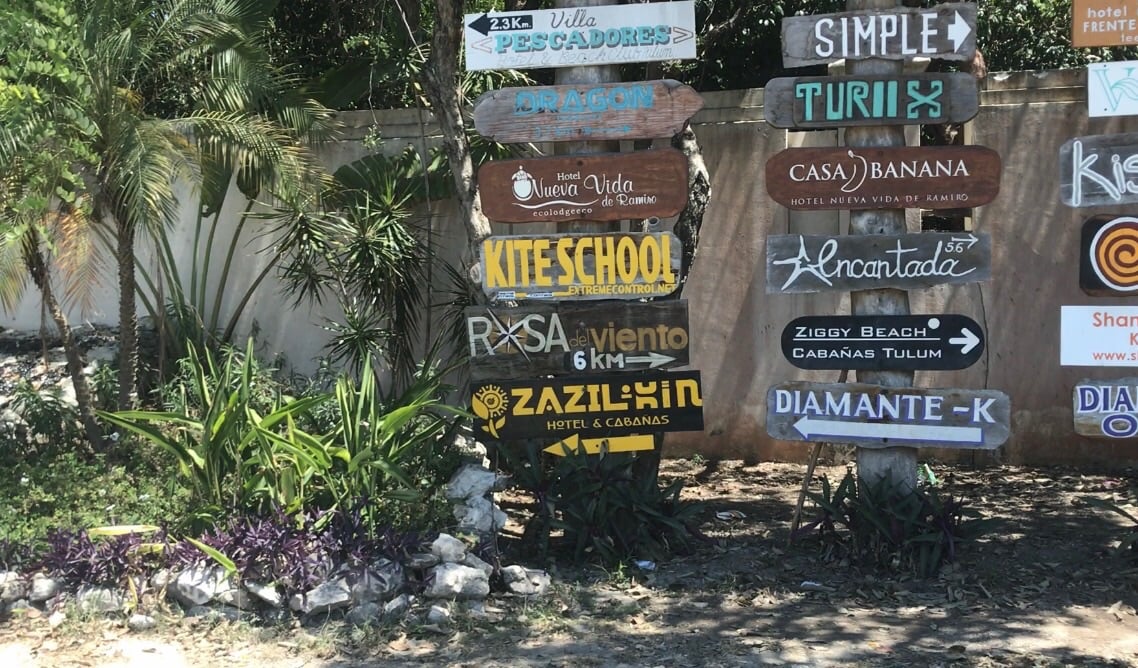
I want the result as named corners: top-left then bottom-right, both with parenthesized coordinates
top-left (468, 13), bottom-right (492, 35)
top-left (467, 13), bottom-right (533, 35)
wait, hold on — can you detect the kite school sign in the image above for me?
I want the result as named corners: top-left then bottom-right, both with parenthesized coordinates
top-left (464, 1), bottom-right (696, 71)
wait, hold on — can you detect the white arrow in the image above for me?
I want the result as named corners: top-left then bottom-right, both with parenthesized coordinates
top-left (947, 11), bottom-right (972, 52)
top-left (793, 417), bottom-right (982, 443)
top-left (625, 352), bottom-right (676, 368)
top-left (950, 234), bottom-right (978, 249)
top-left (948, 328), bottom-right (981, 355)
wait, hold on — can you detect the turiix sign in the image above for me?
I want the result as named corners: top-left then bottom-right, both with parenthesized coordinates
top-left (780, 2), bottom-right (977, 68)
top-left (480, 232), bottom-right (680, 301)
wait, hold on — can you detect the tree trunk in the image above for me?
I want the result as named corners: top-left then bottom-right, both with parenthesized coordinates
top-left (116, 218), bottom-right (138, 410)
top-left (23, 231), bottom-right (106, 452)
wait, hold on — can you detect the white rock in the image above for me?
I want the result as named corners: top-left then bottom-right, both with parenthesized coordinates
top-left (170, 565), bottom-right (227, 607)
top-left (289, 577), bottom-right (352, 615)
top-left (149, 569), bottom-right (172, 590)
top-left (462, 553), bottom-right (494, 579)
top-left (76, 586), bottom-right (125, 613)
top-left (214, 579), bottom-right (253, 609)
top-left (404, 552), bottom-right (440, 571)
top-left (345, 601), bottom-right (381, 626)
top-left (127, 614), bottom-right (156, 631)
top-left (501, 565), bottom-right (552, 597)
top-left (383, 593), bottom-right (414, 621)
top-left (28, 573), bottom-right (62, 602)
top-left (454, 496), bottom-right (508, 535)
top-left (445, 464), bottom-right (507, 501)
top-left (427, 604), bottom-right (451, 624)
top-left (350, 560), bottom-right (403, 604)
top-left (244, 581), bottom-right (283, 608)
top-left (430, 533), bottom-right (468, 564)
top-left (0, 572), bottom-right (27, 604)
top-left (56, 378), bottom-right (76, 407)
top-left (424, 563), bottom-right (490, 599)
top-left (48, 610), bottom-right (66, 629)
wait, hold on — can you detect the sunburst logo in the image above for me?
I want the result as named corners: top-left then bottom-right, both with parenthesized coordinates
top-left (471, 384), bottom-right (509, 439)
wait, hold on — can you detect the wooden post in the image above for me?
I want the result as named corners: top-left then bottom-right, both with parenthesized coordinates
top-left (845, 0), bottom-right (917, 491)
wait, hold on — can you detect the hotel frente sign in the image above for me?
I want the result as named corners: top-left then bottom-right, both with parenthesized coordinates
top-left (765, 145), bottom-right (1001, 211)
top-left (1073, 0), bottom-right (1138, 47)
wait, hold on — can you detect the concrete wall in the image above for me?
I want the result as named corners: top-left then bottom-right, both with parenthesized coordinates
top-left (6, 69), bottom-right (1136, 468)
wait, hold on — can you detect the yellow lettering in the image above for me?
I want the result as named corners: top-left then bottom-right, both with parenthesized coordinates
top-left (563, 385), bottom-right (585, 413)
top-left (676, 378), bottom-right (702, 407)
top-left (535, 386), bottom-right (563, 414)
top-left (595, 236), bottom-right (617, 284)
top-left (661, 234), bottom-right (677, 283)
top-left (616, 236), bottom-right (637, 283)
top-left (514, 239), bottom-right (533, 285)
top-left (556, 237), bottom-right (574, 286)
top-left (639, 236), bottom-right (660, 283)
top-left (532, 238), bottom-right (553, 286)
top-left (600, 383), bottom-right (628, 411)
top-left (512, 387), bottom-right (534, 415)
top-left (483, 238), bottom-right (508, 288)
top-left (575, 237), bottom-right (594, 285)
top-left (616, 328), bottom-right (637, 351)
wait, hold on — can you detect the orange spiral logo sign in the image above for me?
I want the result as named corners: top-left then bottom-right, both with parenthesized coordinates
top-left (1091, 217), bottom-right (1138, 292)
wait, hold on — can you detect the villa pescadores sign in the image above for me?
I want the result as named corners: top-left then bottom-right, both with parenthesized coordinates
top-left (478, 149), bottom-right (688, 223)
top-left (765, 232), bottom-right (991, 294)
top-left (463, 1), bottom-right (696, 71)
top-left (480, 232), bottom-right (681, 301)
top-left (763, 73), bottom-right (979, 129)
top-left (765, 145), bottom-right (1001, 210)
top-left (473, 80), bottom-right (703, 143)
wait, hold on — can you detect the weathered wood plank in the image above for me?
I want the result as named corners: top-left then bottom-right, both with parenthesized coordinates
top-left (470, 370), bottom-right (704, 440)
top-left (1080, 215), bottom-right (1138, 296)
top-left (766, 381), bottom-right (1010, 449)
top-left (781, 2), bottom-right (977, 68)
top-left (782, 314), bottom-right (984, 371)
top-left (481, 232), bottom-right (681, 301)
top-left (765, 232), bottom-right (991, 294)
top-left (764, 145), bottom-right (1001, 210)
top-left (1074, 378), bottom-right (1138, 438)
top-left (465, 300), bottom-right (690, 380)
top-left (478, 149), bottom-right (688, 223)
top-left (473, 80), bottom-right (703, 143)
top-left (763, 73), bottom-right (979, 129)
top-left (1060, 133), bottom-right (1138, 208)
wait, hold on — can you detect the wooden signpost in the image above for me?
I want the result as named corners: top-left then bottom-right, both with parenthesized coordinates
top-left (765, 145), bottom-right (1001, 210)
top-left (763, 73), bottom-right (979, 129)
top-left (782, 314), bottom-right (984, 371)
top-left (1088, 61), bottom-right (1138, 117)
top-left (463, 1), bottom-right (696, 71)
top-left (1074, 378), bottom-right (1138, 438)
top-left (1061, 305), bottom-right (1138, 366)
top-left (465, 300), bottom-right (690, 379)
top-left (473, 80), bottom-right (704, 143)
top-left (470, 370), bottom-right (704, 440)
top-left (1060, 133), bottom-right (1138, 207)
top-left (1072, 0), bottom-right (1138, 47)
top-left (478, 149), bottom-right (688, 223)
top-left (781, 2), bottom-right (977, 68)
top-left (765, 232), bottom-right (991, 294)
top-left (1080, 215), bottom-right (1138, 295)
top-left (481, 231), bottom-right (681, 301)
top-left (766, 381), bottom-right (1011, 449)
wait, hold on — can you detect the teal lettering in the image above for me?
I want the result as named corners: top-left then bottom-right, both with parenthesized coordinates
top-left (494, 34), bottom-right (512, 53)
top-left (588, 29), bottom-right (604, 48)
top-left (907, 80), bottom-right (942, 119)
top-left (564, 90), bottom-right (585, 113)
top-left (654, 25), bottom-right (669, 44)
top-left (620, 27), bottom-right (636, 46)
top-left (637, 25), bottom-right (653, 44)
top-left (848, 81), bottom-right (870, 119)
top-left (515, 91), bottom-right (537, 116)
top-left (796, 82), bottom-right (823, 121)
top-left (605, 28), bottom-right (621, 47)
top-left (567, 31), bottom-right (588, 49)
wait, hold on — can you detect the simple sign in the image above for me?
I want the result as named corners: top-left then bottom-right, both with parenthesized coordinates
top-left (1073, 0), bottom-right (1138, 47)
top-left (765, 232), bottom-right (991, 294)
top-left (470, 370), bottom-right (703, 440)
top-left (481, 232), bottom-right (681, 301)
top-left (1088, 61), bottom-right (1138, 117)
top-left (1061, 305), bottom-right (1138, 366)
top-left (1060, 133), bottom-right (1138, 208)
top-left (763, 73), bottom-right (979, 129)
top-left (464, 1), bottom-right (696, 71)
top-left (464, 300), bottom-right (690, 379)
top-left (473, 80), bottom-right (703, 143)
top-left (765, 145), bottom-right (1001, 210)
top-left (1074, 378), bottom-right (1138, 438)
top-left (781, 2), bottom-right (977, 68)
top-left (543, 433), bottom-right (655, 456)
top-left (766, 381), bottom-right (1010, 449)
top-left (781, 314), bottom-right (984, 371)
top-left (478, 149), bottom-right (688, 223)
top-left (1080, 215), bottom-right (1138, 295)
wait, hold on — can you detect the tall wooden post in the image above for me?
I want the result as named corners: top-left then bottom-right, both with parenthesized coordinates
top-left (845, 0), bottom-right (918, 490)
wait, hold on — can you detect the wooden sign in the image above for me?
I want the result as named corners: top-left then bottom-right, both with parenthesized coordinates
top-left (765, 232), bottom-right (991, 294)
top-left (1080, 215), bottom-right (1138, 295)
top-left (1088, 61), bottom-right (1138, 117)
top-left (781, 2), bottom-right (977, 68)
top-left (481, 232), bottom-right (681, 301)
top-left (470, 371), bottom-right (703, 441)
top-left (473, 80), bottom-right (703, 144)
top-left (478, 149), bottom-right (688, 223)
top-left (765, 145), bottom-right (1001, 211)
top-left (543, 433), bottom-right (655, 456)
top-left (464, 1), bottom-right (696, 72)
top-left (782, 314), bottom-right (984, 371)
top-left (763, 73), bottom-right (979, 129)
top-left (1073, 0), bottom-right (1138, 47)
top-left (465, 300), bottom-right (690, 379)
top-left (1060, 305), bottom-right (1138, 366)
top-left (1060, 133), bottom-right (1138, 208)
top-left (766, 381), bottom-right (1010, 449)
top-left (1074, 378), bottom-right (1138, 438)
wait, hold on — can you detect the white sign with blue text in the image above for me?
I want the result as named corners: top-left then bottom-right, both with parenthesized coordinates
top-left (1089, 60), bottom-right (1138, 118)
top-left (463, 1), bottom-right (696, 72)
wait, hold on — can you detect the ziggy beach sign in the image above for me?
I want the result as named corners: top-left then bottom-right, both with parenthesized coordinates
top-left (464, 1), bottom-right (696, 71)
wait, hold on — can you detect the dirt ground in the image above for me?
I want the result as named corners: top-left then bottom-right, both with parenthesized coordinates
top-left (3, 459), bottom-right (1138, 667)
